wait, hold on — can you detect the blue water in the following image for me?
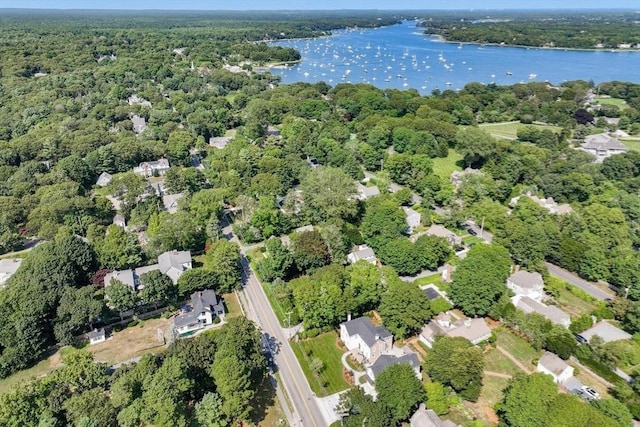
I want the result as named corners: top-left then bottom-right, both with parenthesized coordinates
top-left (269, 20), bottom-right (640, 94)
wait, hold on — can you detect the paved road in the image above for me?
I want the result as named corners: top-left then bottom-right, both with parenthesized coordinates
top-left (545, 262), bottom-right (614, 301)
top-left (240, 256), bottom-right (326, 427)
top-left (466, 222), bottom-right (614, 301)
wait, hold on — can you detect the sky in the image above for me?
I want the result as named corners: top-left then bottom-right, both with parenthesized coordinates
top-left (1, 0), bottom-right (638, 10)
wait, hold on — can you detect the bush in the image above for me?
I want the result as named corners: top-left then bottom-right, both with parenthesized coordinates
top-left (591, 304), bottom-right (614, 320)
top-left (127, 320), bottom-right (139, 328)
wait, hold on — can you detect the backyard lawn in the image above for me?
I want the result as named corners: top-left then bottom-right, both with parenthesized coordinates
top-left (495, 328), bottom-right (540, 370)
top-left (479, 121), bottom-right (562, 140)
top-left (621, 137), bottom-right (640, 152)
top-left (470, 375), bottom-right (510, 425)
top-left (431, 150), bottom-right (463, 180)
top-left (222, 292), bottom-right (243, 319)
top-left (483, 347), bottom-right (521, 377)
top-left (594, 97), bottom-right (628, 108)
top-left (290, 331), bottom-right (349, 397)
top-left (553, 286), bottom-right (597, 318)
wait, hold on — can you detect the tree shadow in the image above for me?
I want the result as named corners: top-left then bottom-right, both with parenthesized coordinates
top-left (250, 375), bottom-right (278, 425)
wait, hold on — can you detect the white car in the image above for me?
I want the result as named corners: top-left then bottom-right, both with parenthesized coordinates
top-left (581, 386), bottom-right (600, 400)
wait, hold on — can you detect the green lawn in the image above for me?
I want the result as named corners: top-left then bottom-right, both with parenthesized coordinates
top-left (483, 348), bottom-right (521, 376)
top-left (594, 97), bottom-right (628, 108)
top-left (432, 150), bottom-right (463, 180)
top-left (476, 375), bottom-right (510, 416)
top-left (262, 284), bottom-right (287, 327)
top-left (290, 331), bottom-right (349, 397)
top-left (479, 121), bottom-right (562, 140)
top-left (621, 138), bottom-right (640, 152)
top-left (553, 286), bottom-right (597, 318)
top-left (496, 329), bottom-right (540, 368)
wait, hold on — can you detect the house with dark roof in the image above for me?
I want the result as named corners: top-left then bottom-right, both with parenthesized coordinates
top-left (507, 270), bottom-right (544, 302)
top-left (87, 328), bottom-right (107, 345)
top-left (339, 316), bottom-right (393, 364)
top-left (420, 312), bottom-right (491, 348)
top-left (580, 133), bottom-right (628, 162)
top-left (537, 351), bottom-right (574, 384)
top-left (174, 290), bottom-right (225, 336)
top-left (366, 352), bottom-right (421, 381)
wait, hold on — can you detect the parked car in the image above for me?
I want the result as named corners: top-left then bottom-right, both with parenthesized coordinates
top-left (581, 386), bottom-right (600, 399)
top-left (571, 389), bottom-right (588, 400)
top-left (574, 334), bottom-right (588, 344)
top-left (467, 228), bottom-right (477, 236)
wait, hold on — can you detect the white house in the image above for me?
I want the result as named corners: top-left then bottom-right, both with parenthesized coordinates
top-left (511, 296), bottom-right (571, 328)
top-left (419, 312), bottom-right (492, 348)
top-left (509, 193), bottom-right (572, 215)
top-left (537, 351), bottom-right (574, 384)
top-left (339, 316), bottom-right (393, 364)
top-left (104, 250), bottom-right (192, 291)
top-left (347, 245), bottom-right (377, 265)
top-left (403, 206), bottom-right (421, 234)
top-left (355, 182), bottom-right (380, 200)
top-left (87, 328), bottom-right (107, 345)
top-left (96, 172), bottom-right (113, 187)
top-left (133, 159), bottom-right (170, 177)
top-left (173, 289), bottom-right (225, 336)
top-left (506, 270), bottom-right (544, 302)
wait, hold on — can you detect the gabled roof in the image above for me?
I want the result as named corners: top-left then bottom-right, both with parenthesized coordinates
top-left (369, 352), bottom-right (420, 378)
top-left (347, 245), bottom-right (376, 264)
top-left (162, 193), bottom-right (183, 214)
top-left (341, 317), bottom-right (392, 348)
top-left (578, 321), bottom-right (632, 344)
top-left (87, 328), bottom-right (106, 340)
top-left (158, 250), bottom-right (191, 275)
top-left (538, 351), bottom-right (570, 376)
top-left (507, 270), bottom-right (544, 290)
top-left (174, 289), bottom-right (224, 329)
top-left (104, 269), bottom-right (136, 290)
top-left (512, 296), bottom-right (570, 326)
top-left (96, 172), bottom-right (113, 187)
top-left (411, 403), bottom-right (459, 427)
top-left (209, 136), bottom-right (232, 149)
top-left (582, 133), bottom-right (628, 151)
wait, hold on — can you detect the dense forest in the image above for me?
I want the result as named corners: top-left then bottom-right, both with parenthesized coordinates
top-left (1, 9), bottom-right (640, 426)
top-left (417, 10), bottom-right (640, 50)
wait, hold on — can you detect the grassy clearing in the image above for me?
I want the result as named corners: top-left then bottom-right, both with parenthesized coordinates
top-left (496, 329), bottom-right (540, 368)
top-left (594, 97), bottom-right (627, 108)
top-left (290, 331), bottom-right (349, 397)
top-left (0, 350), bottom-right (63, 394)
top-left (432, 150), bottom-right (463, 180)
top-left (621, 138), bottom-right (640, 152)
top-left (222, 292), bottom-right (243, 319)
top-left (471, 375), bottom-right (510, 424)
top-left (553, 286), bottom-right (597, 318)
top-left (483, 348), bottom-right (520, 377)
top-left (480, 121), bottom-right (562, 140)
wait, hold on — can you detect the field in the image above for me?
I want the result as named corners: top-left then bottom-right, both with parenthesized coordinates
top-left (222, 292), bottom-right (243, 319)
top-left (594, 97), bottom-right (628, 108)
top-left (495, 329), bottom-right (540, 370)
top-left (621, 137), bottom-right (640, 152)
top-left (290, 331), bottom-right (349, 397)
top-left (483, 347), bottom-right (521, 376)
top-left (479, 121), bottom-right (562, 140)
top-left (432, 150), bottom-right (463, 180)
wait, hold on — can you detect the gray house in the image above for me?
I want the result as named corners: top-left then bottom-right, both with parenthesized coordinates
top-left (104, 250), bottom-right (192, 291)
top-left (174, 289), bottom-right (225, 336)
top-left (580, 133), bottom-right (628, 162)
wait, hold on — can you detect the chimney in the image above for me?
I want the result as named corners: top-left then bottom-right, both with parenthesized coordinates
top-left (375, 334), bottom-right (380, 341)
top-left (464, 319), bottom-right (472, 328)
top-left (347, 313), bottom-right (351, 322)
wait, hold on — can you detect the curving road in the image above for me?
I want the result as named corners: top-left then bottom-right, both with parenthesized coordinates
top-left (240, 256), bottom-right (326, 427)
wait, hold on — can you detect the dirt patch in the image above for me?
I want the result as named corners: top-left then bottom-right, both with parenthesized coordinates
top-left (484, 406), bottom-right (499, 424)
top-left (342, 368), bottom-right (355, 386)
top-left (88, 317), bottom-right (170, 365)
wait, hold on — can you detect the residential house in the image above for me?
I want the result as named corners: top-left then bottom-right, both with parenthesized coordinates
top-left (0, 258), bottom-right (23, 287)
top-left (174, 289), bottom-right (225, 336)
top-left (355, 182), bottom-right (380, 200)
top-left (339, 316), bottom-right (393, 364)
top-left (104, 250), bottom-right (192, 291)
top-left (96, 172), bottom-right (113, 187)
top-left (266, 125), bottom-right (281, 137)
top-left (580, 133), bottom-right (628, 162)
top-left (419, 312), bottom-right (491, 348)
top-left (419, 224), bottom-right (462, 246)
top-left (506, 270), bottom-right (544, 302)
top-left (209, 136), bottom-right (232, 149)
top-left (366, 352), bottom-right (421, 381)
top-left (511, 296), bottom-right (571, 328)
top-left (87, 328), bottom-right (107, 345)
top-left (411, 404), bottom-right (459, 427)
top-left (577, 321), bottom-right (632, 344)
top-left (133, 159), bottom-right (170, 177)
top-left (158, 250), bottom-right (192, 284)
top-left (403, 206), bottom-right (421, 234)
top-left (537, 351), bottom-right (574, 384)
top-left (131, 115), bottom-right (147, 134)
top-left (162, 193), bottom-right (183, 214)
top-left (510, 193), bottom-right (572, 215)
top-left (127, 94), bottom-right (152, 108)
top-left (347, 245), bottom-right (377, 265)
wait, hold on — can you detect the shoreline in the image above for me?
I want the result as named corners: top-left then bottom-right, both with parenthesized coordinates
top-left (425, 32), bottom-right (640, 53)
